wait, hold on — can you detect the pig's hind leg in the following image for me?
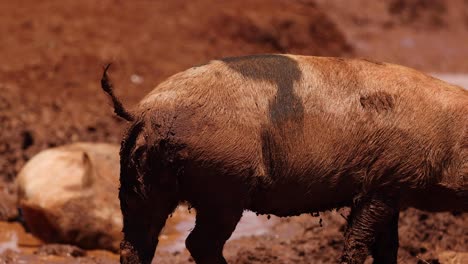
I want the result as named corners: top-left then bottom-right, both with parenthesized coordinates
top-left (370, 211), bottom-right (399, 263)
top-left (341, 193), bottom-right (400, 264)
top-left (185, 206), bottom-right (243, 264)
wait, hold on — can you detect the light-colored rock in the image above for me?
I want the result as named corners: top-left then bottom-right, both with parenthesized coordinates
top-left (16, 143), bottom-right (122, 251)
top-left (438, 251), bottom-right (468, 264)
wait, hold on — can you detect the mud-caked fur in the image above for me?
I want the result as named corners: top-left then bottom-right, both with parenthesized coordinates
top-left (102, 55), bottom-right (467, 264)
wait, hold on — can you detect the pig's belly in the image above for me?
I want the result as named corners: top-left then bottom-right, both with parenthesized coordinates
top-left (247, 175), bottom-right (355, 216)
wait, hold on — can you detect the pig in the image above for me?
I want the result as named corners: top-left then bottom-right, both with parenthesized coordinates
top-left (100, 55), bottom-right (467, 264)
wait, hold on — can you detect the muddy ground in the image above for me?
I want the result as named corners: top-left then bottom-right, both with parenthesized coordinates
top-left (0, 0), bottom-right (467, 263)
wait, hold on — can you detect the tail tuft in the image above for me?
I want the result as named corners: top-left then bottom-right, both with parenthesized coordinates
top-left (101, 64), bottom-right (135, 122)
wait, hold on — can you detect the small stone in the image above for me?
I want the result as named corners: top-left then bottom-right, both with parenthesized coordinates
top-left (130, 74), bottom-right (144, 84)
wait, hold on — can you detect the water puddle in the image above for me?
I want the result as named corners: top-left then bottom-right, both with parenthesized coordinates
top-left (157, 205), bottom-right (277, 253)
top-left (0, 222), bottom-right (42, 254)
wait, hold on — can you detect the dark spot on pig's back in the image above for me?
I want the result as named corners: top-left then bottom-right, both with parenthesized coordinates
top-left (360, 91), bottom-right (396, 113)
top-left (222, 54), bottom-right (304, 178)
top-left (221, 54), bottom-right (304, 125)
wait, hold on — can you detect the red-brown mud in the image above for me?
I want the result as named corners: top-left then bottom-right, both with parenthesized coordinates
top-left (0, 0), bottom-right (466, 263)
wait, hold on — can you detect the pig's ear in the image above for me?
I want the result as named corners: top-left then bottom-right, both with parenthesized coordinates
top-left (81, 152), bottom-right (95, 188)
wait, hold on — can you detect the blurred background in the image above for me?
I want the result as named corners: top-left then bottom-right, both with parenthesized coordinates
top-left (0, 0), bottom-right (467, 263)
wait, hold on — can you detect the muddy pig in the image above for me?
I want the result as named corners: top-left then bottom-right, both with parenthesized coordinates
top-left (101, 55), bottom-right (467, 264)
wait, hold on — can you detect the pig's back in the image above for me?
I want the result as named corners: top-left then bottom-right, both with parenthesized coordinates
top-left (138, 55), bottom-right (467, 191)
